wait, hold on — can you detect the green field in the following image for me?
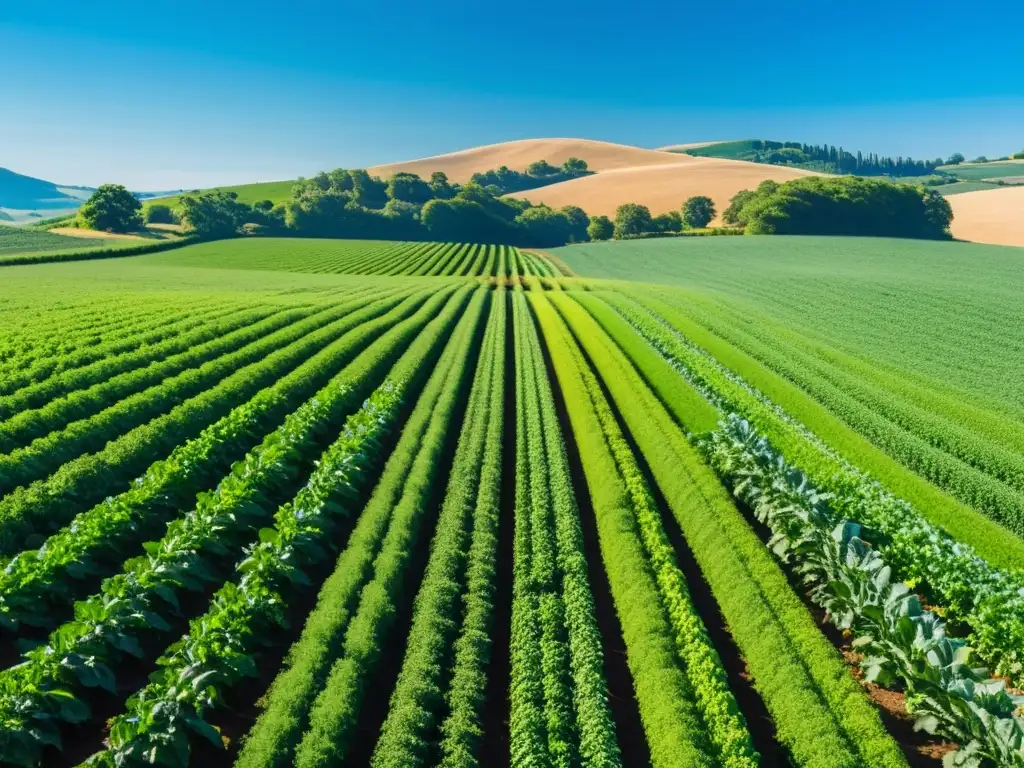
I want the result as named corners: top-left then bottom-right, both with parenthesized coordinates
top-left (0, 224), bottom-right (118, 256)
top-left (145, 179), bottom-right (296, 210)
top-left (937, 160), bottom-right (1024, 180)
top-left (0, 237), bottom-right (1020, 767)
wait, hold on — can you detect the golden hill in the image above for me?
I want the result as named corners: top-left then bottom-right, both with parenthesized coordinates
top-left (949, 186), bottom-right (1024, 247)
top-left (509, 158), bottom-right (821, 225)
top-left (367, 138), bottom-right (695, 184)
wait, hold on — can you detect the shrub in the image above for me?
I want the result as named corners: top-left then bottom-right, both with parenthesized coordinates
top-left (144, 204), bottom-right (177, 225)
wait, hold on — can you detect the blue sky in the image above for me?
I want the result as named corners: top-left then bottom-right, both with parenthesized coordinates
top-left (2, 0), bottom-right (1022, 189)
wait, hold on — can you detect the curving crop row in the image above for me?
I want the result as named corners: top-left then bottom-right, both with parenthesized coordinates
top-left (674, 294), bottom-right (1024, 533)
top-left (602, 289), bottom-right (1024, 685)
top-left (0, 289), bottom-right (414, 632)
top-left (548, 291), bottom-right (907, 768)
top-left (0, 306), bottom-right (308, 453)
top-left (702, 416), bottom-right (1024, 767)
top-left (0, 304), bottom-right (365, 497)
top-left (0, 293), bottom-right (421, 554)
top-left (368, 288), bottom-right (504, 768)
top-left (0, 302), bottom-right (247, 397)
top-left (0, 298), bottom-right (235, 374)
top-left (0, 305), bottom-right (296, 423)
top-left (509, 289), bottom-right (621, 768)
top-left (0, 286), bottom-right (468, 767)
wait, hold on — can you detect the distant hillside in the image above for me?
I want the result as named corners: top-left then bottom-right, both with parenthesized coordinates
top-left (145, 180), bottom-right (296, 211)
top-left (0, 167), bottom-right (85, 210)
top-left (668, 140), bottom-right (942, 177)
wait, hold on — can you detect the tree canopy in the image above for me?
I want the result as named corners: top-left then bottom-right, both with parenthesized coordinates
top-left (727, 176), bottom-right (953, 239)
top-left (77, 185), bottom-right (142, 233)
top-left (587, 215), bottom-right (613, 241)
top-left (681, 196), bottom-right (716, 229)
top-left (613, 203), bottom-right (653, 238)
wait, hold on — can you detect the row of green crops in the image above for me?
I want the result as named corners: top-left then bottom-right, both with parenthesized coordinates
top-left (368, 288), bottom-right (505, 768)
top-left (533, 291), bottom-right (750, 768)
top-left (509, 290), bottom-right (622, 768)
top-left (0, 300), bottom-right (249, 396)
top-left (0, 286), bottom-right (468, 766)
top-left (667, 290), bottom-right (1024, 535)
top-left (0, 292), bottom-right (426, 553)
top-left (0, 289), bottom-right (413, 632)
top-left (544, 290), bottom-right (907, 768)
top-left (140, 238), bottom-right (565, 278)
top-left (0, 305), bottom-right (298, 438)
top-left (233, 287), bottom-right (489, 768)
top-left (5, 237), bottom-right (1023, 768)
top-left (600, 288), bottom-right (1024, 684)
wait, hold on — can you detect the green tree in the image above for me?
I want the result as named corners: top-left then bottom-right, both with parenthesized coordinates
top-left (429, 171), bottom-right (455, 199)
top-left (722, 189), bottom-right (757, 225)
top-left (77, 184), bottom-right (142, 233)
top-left (681, 196), bottom-right (716, 229)
top-left (652, 211), bottom-right (682, 233)
top-left (559, 205), bottom-right (590, 242)
top-left (561, 157), bottom-right (589, 175)
top-left (386, 172), bottom-right (433, 204)
top-left (515, 205), bottom-right (573, 247)
top-left (1012, 150), bottom-right (1024, 160)
top-left (946, 153), bottom-right (965, 165)
top-left (613, 203), bottom-right (652, 238)
top-left (349, 170), bottom-right (389, 209)
top-left (587, 215), bottom-right (614, 241)
top-left (144, 204), bottom-right (177, 225)
top-left (178, 191), bottom-right (250, 238)
top-left (526, 159), bottom-right (559, 177)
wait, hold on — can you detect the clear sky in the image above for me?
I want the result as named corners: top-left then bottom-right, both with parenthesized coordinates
top-left (2, 0), bottom-right (1021, 189)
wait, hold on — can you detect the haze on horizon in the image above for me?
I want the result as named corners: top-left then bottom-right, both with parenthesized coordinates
top-left (2, 0), bottom-right (1021, 190)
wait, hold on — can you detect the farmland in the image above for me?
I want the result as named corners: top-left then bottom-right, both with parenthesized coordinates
top-left (0, 235), bottom-right (1021, 768)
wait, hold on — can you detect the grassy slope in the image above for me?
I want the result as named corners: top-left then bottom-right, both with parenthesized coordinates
top-left (937, 161), bottom-right (1024, 180)
top-left (145, 180), bottom-right (296, 210)
top-left (554, 236), bottom-right (1024, 412)
top-left (0, 224), bottom-right (118, 256)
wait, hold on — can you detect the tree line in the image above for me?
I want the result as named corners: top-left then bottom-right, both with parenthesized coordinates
top-left (700, 140), bottom-right (953, 177)
top-left (77, 167), bottom-right (956, 245)
top-left (722, 176), bottom-right (953, 239)
top-left (469, 157), bottom-right (591, 193)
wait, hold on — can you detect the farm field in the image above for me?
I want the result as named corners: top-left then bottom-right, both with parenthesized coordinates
top-left (0, 237), bottom-right (1021, 768)
top-left (0, 225), bottom-right (122, 257)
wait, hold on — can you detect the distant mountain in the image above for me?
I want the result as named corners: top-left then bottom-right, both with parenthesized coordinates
top-left (0, 167), bottom-right (87, 210)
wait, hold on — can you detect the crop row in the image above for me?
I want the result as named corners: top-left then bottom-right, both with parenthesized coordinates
top-left (0, 288), bottom-right (415, 632)
top-left (0, 285), bottom-right (470, 767)
top-left (702, 416), bottom-right (1024, 767)
top-left (0, 305), bottom-right (311, 453)
top-left (0, 297), bottom-right (237, 373)
top-left (0, 303), bottom-right (305, 423)
top-left (367, 288), bottom-right (504, 768)
top-left (605, 289), bottom-right (1024, 683)
top-left (675, 293), bottom-right (1024, 534)
top-left (0, 291), bottom-right (418, 554)
top-left (0, 300), bottom-right (249, 397)
top-left (509, 290), bottom-right (621, 768)
top-left (232, 286), bottom-right (489, 768)
top-left (548, 291), bottom-right (906, 768)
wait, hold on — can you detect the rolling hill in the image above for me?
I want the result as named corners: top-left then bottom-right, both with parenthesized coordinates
top-left (510, 156), bottom-right (822, 223)
top-left (367, 137), bottom-right (697, 183)
top-left (949, 185), bottom-right (1024, 247)
top-left (0, 167), bottom-right (87, 210)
